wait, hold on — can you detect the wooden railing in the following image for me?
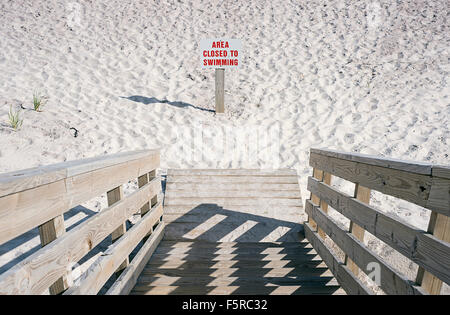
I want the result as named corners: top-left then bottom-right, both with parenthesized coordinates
top-left (0, 150), bottom-right (164, 295)
top-left (304, 148), bottom-right (450, 295)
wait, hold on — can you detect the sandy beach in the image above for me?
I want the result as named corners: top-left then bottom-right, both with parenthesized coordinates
top-left (0, 0), bottom-right (449, 294)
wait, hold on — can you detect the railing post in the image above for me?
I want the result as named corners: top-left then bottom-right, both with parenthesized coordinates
top-left (38, 214), bottom-right (69, 294)
top-left (149, 170), bottom-right (158, 209)
top-left (308, 168), bottom-right (332, 239)
top-left (416, 212), bottom-right (449, 294)
top-left (138, 172), bottom-right (152, 241)
top-left (345, 183), bottom-right (371, 276)
top-left (107, 185), bottom-right (129, 272)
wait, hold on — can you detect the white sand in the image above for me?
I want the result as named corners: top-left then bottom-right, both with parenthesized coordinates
top-left (0, 0), bottom-right (449, 293)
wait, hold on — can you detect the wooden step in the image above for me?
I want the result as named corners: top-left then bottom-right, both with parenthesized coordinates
top-left (149, 252), bottom-right (321, 261)
top-left (165, 189), bottom-right (301, 199)
top-left (135, 275), bottom-right (339, 286)
top-left (143, 259), bottom-right (325, 269)
top-left (163, 204), bottom-right (303, 215)
top-left (164, 197), bottom-right (302, 206)
top-left (166, 175), bottom-right (299, 184)
top-left (168, 169), bottom-right (297, 176)
top-left (130, 284), bottom-right (345, 295)
top-left (166, 182), bottom-right (300, 191)
top-left (129, 169), bottom-right (342, 295)
top-left (156, 240), bottom-right (311, 248)
top-left (140, 266), bottom-right (332, 278)
top-left (153, 245), bottom-right (314, 255)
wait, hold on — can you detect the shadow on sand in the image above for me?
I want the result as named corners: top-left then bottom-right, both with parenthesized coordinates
top-left (121, 95), bottom-right (215, 113)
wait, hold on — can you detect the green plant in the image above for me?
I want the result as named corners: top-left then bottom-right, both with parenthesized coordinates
top-left (8, 105), bottom-right (23, 130)
top-left (33, 90), bottom-right (47, 111)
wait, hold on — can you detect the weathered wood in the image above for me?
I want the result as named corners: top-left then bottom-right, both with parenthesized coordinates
top-left (307, 176), bottom-right (450, 285)
top-left (310, 148), bottom-right (432, 175)
top-left (38, 215), bottom-right (69, 295)
top-left (164, 197), bottom-right (302, 207)
top-left (432, 165), bottom-right (450, 179)
top-left (149, 252), bottom-right (318, 262)
top-left (165, 189), bottom-right (301, 199)
top-left (141, 267), bottom-right (331, 278)
top-left (106, 222), bottom-right (165, 295)
top-left (168, 169), bottom-right (297, 176)
top-left (427, 177), bottom-right (450, 214)
top-left (137, 174), bottom-right (150, 216)
top-left (108, 185), bottom-right (129, 272)
top-left (155, 240), bottom-right (311, 249)
top-left (305, 200), bottom-right (425, 295)
top-left (130, 239), bottom-right (342, 295)
top-left (0, 180), bottom-right (161, 295)
top-left (134, 275), bottom-right (339, 287)
top-left (153, 244), bottom-right (313, 255)
top-left (318, 172), bottom-right (332, 239)
top-left (167, 175), bottom-right (299, 184)
top-left (0, 150), bottom-right (159, 198)
top-left (163, 212), bottom-right (302, 224)
top-left (345, 184), bottom-right (370, 276)
top-left (304, 222), bottom-right (372, 295)
top-left (149, 171), bottom-right (158, 206)
top-left (309, 152), bottom-right (440, 214)
top-left (417, 212), bottom-right (450, 294)
top-left (143, 258), bottom-right (323, 269)
top-left (308, 168), bottom-right (323, 232)
top-left (167, 182), bottom-right (300, 191)
top-left (0, 151), bottom-right (160, 244)
top-left (215, 68), bottom-right (225, 113)
top-left (65, 208), bottom-right (164, 295)
top-left (163, 204), bottom-right (303, 215)
top-left (130, 284), bottom-right (345, 295)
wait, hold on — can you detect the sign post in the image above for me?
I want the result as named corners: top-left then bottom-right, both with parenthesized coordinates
top-left (200, 39), bottom-right (241, 114)
top-left (215, 69), bottom-right (225, 113)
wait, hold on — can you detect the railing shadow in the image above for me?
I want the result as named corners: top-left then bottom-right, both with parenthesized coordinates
top-left (135, 203), bottom-right (340, 295)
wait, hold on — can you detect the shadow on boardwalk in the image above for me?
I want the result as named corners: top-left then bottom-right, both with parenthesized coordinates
top-left (131, 203), bottom-right (341, 295)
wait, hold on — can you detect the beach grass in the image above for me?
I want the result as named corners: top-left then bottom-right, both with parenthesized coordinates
top-left (33, 90), bottom-right (47, 111)
top-left (8, 105), bottom-right (23, 130)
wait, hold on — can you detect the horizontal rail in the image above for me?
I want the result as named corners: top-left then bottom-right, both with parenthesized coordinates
top-left (305, 200), bottom-right (425, 295)
top-left (309, 149), bottom-right (449, 216)
top-left (310, 148), bottom-right (433, 175)
top-left (0, 150), bottom-right (160, 244)
top-left (304, 223), bottom-right (372, 295)
top-left (106, 225), bottom-right (165, 295)
top-left (65, 207), bottom-right (164, 295)
top-left (0, 180), bottom-right (161, 295)
top-left (0, 150), bottom-right (159, 197)
top-left (307, 176), bottom-right (450, 285)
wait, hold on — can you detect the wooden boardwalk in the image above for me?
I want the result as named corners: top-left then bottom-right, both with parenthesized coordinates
top-left (130, 169), bottom-right (345, 295)
top-left (1, 149), bottom-right (447, 295)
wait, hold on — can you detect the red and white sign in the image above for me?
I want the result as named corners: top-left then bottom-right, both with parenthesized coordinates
top-left (200, 39), bottom-right (242, 68)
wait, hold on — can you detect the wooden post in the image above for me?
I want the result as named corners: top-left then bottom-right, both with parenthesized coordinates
top-left (416, 212), bottom-right (450, 294)
top-left (215, 68), bottom-right (225, 113)
top-left (318, 172), bottom-right (332, 239)
top-left (345, 184), bottom-right (371, 276)
top-left (149, 170), bottom-right (158, 209)
top-left (38, 214), bottom-right (69, 294)
top-left (308, 169), bottom-right (331, 238)
top-left (308, 168), bottom-right (322, 231)
top-left (138, 172), bottom-right (154, 241)
top-left (107, 185), bottom-right (129, 272)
